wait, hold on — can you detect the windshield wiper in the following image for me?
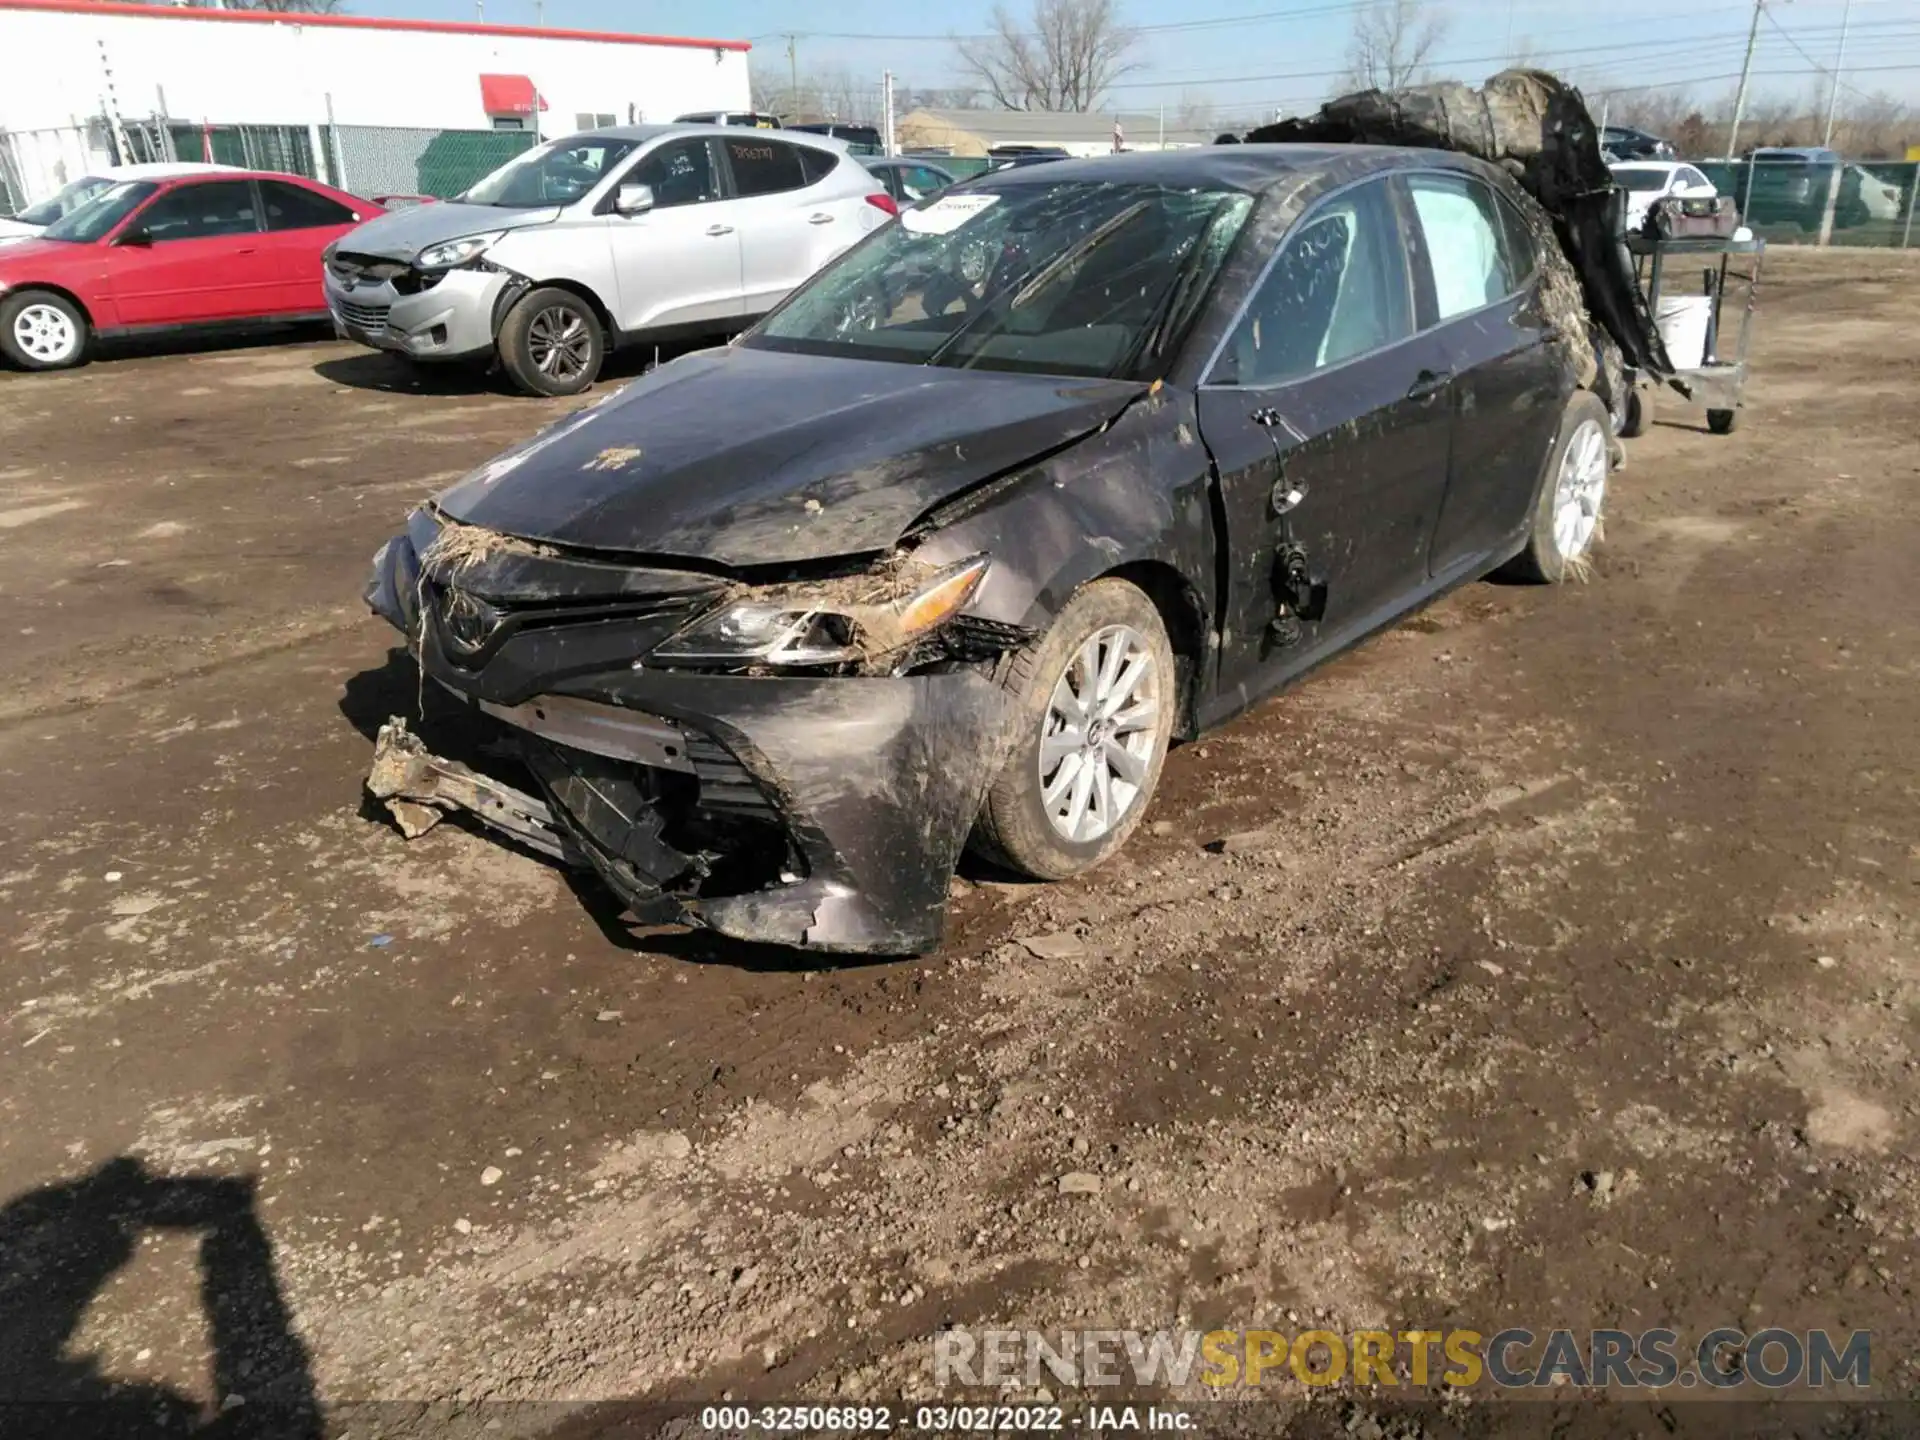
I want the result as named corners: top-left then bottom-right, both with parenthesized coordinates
top-left (1127, 199), bottom-right (1234, 372)
top-left (922, 199), bottom-right (1153, 370)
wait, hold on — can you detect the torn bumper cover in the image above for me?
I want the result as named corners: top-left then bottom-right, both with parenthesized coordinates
top-left (363, 522), bottom-right (1016, 955)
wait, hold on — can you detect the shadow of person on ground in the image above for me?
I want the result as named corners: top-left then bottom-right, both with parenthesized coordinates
top-left (0, 1157), bottom-right (319, 1440)
top-left (312, 329), bottom-right (736, 396)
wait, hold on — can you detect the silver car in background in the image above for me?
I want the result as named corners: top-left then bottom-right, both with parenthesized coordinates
top-left (322, 124), bottom-right (898, 395)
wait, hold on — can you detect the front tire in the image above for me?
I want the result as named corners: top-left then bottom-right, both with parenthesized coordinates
top-left (972, 578), bottom-right (1176, 881)
top-left (1499, 391), bottom-right (1612, 584)
top-left (498, 287), bottom-right (604, 397)
top-left (1707, 407), bottom-right (1740, 435)
top-left (1, 290), bottom-right (89, 371)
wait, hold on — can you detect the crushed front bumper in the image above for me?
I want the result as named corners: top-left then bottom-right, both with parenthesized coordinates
top-left (363, 528), bottom-right (1016, 955)
top-left (324, 266), bottom-right (504, 362)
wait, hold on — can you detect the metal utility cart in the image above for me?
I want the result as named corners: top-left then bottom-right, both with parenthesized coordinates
top-left (1621, 229), bottom-right (1764, 436)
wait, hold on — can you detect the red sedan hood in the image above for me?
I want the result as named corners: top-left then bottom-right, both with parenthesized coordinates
top-left (0, 237), bottom-right (91, 273)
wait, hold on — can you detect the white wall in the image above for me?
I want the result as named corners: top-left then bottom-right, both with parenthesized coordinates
top-left (0, 5), bottom-right (751, 135)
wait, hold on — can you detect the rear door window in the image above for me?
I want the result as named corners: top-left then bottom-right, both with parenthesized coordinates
top-left (260, 180), bottom-right (356, 230)
top-left (725, 138), bottom-right (807, 197)
top-left (1493, 192), bottom-right (1537, 284)
top-left (903, 167), bottom-right (949, 200)
top-left (1406, 173), bottom-right (1517, 321)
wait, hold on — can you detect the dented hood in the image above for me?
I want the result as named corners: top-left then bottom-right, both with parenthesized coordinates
top-left (434, 345), bottom-right (1145, 568)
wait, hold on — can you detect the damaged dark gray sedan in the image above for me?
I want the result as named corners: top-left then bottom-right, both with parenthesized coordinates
top-left (364, 141), bottom-right (1623, 955)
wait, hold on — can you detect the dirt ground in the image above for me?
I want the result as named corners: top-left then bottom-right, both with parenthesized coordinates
top-left (1, 249), bottom-right (1916, 1435)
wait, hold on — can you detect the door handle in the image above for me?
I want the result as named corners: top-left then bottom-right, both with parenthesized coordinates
top-left (706, 224), bottom-right (735, 237)
top-left (1407, 367), bottom-right (1452, 401)
top-left (807, 213), bottom-right (835, 225)
top-left (235, 247), bottom-right (257, 255)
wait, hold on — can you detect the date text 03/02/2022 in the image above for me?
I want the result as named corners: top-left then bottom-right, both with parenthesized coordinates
top-left (697, 1403), bottom-right (1194, 1431)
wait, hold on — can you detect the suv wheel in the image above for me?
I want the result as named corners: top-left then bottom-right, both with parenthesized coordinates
top-left (499, 287), bottom-right (604, 397)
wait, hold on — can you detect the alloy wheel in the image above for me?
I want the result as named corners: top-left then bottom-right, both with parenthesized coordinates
top-left (13, 303), bottom-right (78, 364)
top-left (527, 306), bottom-right (593, 381)
top-left (1552, 417), bottom-right (1608, 561)
top-left (1038, 624), bottom-right (1161, 844)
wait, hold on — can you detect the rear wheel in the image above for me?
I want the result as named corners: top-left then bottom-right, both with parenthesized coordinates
top-left (1617, 385), bottom-right (1652, 439)
top-left (498, 287), bottom-right (604, 397)
top-left (1, 290), bottom-right (89, 371)
top-left (1499, 391), bottom-right (1612, 584)
top-left (972, 578), bottom-right (1176, 881)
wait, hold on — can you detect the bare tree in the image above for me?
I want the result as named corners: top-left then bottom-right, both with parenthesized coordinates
top-left (1172, 91), bottom-right (1215, 136)
top-left (751, 62), bottom-right (881, 125)
top-left (1339, 0), bottom-right (1448, 94)
top-left (954, 0), bottom-right (1138, 112)
top-left (900, 86), bottom-right (986, 113)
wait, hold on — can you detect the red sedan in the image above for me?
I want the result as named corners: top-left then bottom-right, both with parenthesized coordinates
top-left (0, 171), bottom-right (383, 371)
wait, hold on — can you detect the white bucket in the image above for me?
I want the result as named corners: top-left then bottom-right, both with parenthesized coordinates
top-left (1655, 294), bottom-right (1713, 369)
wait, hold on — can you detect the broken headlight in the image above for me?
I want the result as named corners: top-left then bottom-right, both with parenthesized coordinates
top-left (647, 556), bottom-right (990, 669)
top-left (414, 232), bottom-right (507, 270)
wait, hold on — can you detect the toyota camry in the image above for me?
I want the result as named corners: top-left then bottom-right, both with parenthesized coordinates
top-left (362, 133), bottom-right (1634, 955)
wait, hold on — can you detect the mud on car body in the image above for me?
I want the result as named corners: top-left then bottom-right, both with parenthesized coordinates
top-left (364, 122), bottom-right (1631, 955)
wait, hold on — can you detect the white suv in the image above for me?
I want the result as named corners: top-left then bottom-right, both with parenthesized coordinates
top-left (323, 125), bottom-right (897, 395)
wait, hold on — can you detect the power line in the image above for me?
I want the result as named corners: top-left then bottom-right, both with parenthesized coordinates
top-left (1092, 25), bottom-right (1920, 93)
top-left (1761, 1), bottom-right (1884, 102)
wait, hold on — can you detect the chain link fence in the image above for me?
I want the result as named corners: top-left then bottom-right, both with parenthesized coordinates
top-left (1, 114), bottom-right (538, 214)
top-left (324, 125), bottom-right (537, 201)
top-left (1695, 159), bottom-right (1918, 248)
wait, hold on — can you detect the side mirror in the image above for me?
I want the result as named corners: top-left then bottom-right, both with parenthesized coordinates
top-left (613, 183), bottom-right (655, 217)
top-left (117, 226), bottom-right (152, 247)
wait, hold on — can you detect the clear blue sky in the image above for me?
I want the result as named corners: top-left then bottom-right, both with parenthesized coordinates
top-left (378, 0), bottom-right (1920, 118)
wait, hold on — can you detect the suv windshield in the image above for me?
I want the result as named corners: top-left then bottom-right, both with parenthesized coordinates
top-left (746, 181), bottom-right (1253, 378)
top-left (41, 181), bottom-right (159, 243)
top-left (459, 137), bottom-right (640, 207)
top-left (15, 175), bottom-right (114, 227)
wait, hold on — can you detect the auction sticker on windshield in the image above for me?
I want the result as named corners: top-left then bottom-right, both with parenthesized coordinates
top-left (901, 193), bottom-right (1001, 235)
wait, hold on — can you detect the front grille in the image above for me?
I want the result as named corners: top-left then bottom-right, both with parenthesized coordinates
top-left (330, 251), bottom-right (409, 284)
top-left (336, 298), bottom-right (391, 335)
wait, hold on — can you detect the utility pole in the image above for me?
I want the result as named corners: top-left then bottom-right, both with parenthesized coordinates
top-left (1725, 0), bottom-right (1766, 164)
top-left (785, 34), bottom-right (799, 113)
top-left (1821, 0), bottom-right (1852, 148)
top-left (882, 70), bottom-right (896, 156)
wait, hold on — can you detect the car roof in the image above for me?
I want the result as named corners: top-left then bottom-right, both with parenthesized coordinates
top-left (1610, 160), bottom-right (1682, 172)
top-left (95, 161), bottom-right (241, 179)
top-left (968, 143), bottom-right (1497, 194)
top-left (574, 122), bottom-right (843, 150)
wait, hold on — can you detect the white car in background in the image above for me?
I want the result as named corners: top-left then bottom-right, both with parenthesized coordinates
top-left (323, 124), bottom-right (898, 395)
top-left (1610, 160), bottom-right (1718, 232)
top-left (0, 161), bottom-right (240, 241)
